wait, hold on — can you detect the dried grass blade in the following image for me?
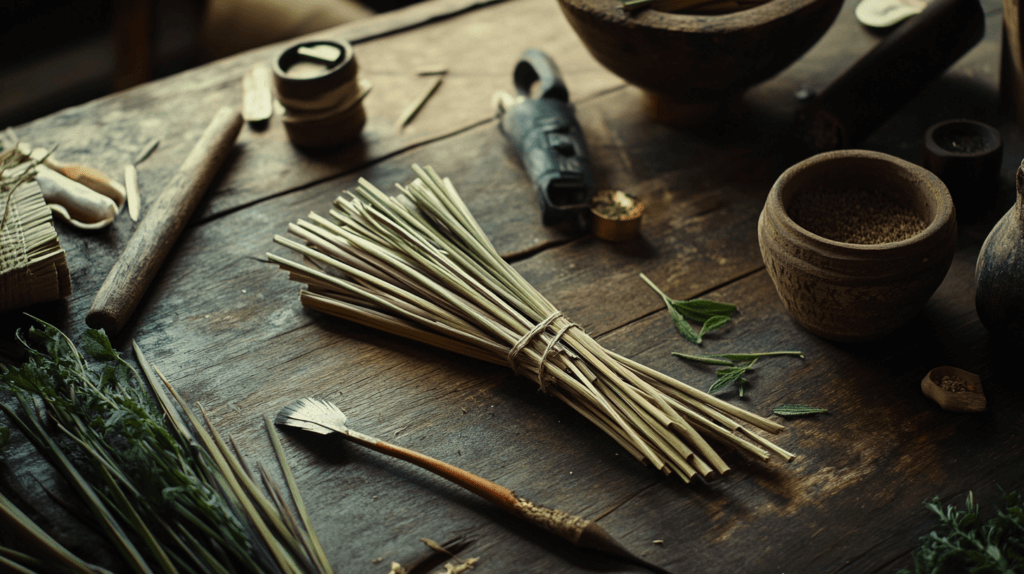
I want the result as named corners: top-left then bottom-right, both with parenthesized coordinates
top-left (272, 164), bottom-right (795, 484)
top-left (264, 414), bottom-right (332, 574)
top-left (0, 494), bottom-right (111, 574)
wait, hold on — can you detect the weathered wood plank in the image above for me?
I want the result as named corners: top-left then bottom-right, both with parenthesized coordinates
top-left (3, 0), bottom-right (1020, 571)
top-left (595, 247), bottom-right (1022, 573)
top-left (9, 0), bottom-right (621, 225)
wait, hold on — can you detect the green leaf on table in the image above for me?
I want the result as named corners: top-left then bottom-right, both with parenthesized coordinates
top-left (709, 351), bottom-right (804, 361)
top-left (698, 315), bottom-right (731, 339)
top-left (773, 404), bottom-right (828, 416)
top-left (640, 273), bottom-right (737, 346)
top-left (672, 352), bottom-right (734, 366)
top-left (668, 305), bottom-right (700, 344)
top-left (674, 300), bottom-right (738, 323)
top-left (709, 360), bottom-right (757, 394)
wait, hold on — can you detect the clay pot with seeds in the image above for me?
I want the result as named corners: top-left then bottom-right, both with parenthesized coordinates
top-left (758, 149), bottom-right (957, 341)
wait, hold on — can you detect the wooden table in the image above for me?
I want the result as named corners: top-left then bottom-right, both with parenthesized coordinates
top-left (2, 0), bottom-right (1021, 571)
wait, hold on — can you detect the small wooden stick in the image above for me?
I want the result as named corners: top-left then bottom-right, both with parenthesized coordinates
top-left (124, 164), bottom-right (140, 221)
top-left (87, 107), bottom-right (243, 335)
top-left (133, 139), bottom-right (160, 165)
top-left (242, 64), bottom-right (274, 123)
top-left (397, 76), bottom-right (443, 129)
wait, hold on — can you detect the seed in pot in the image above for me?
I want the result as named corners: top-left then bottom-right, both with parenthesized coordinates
top-left (787, 185), bottom-right (926, 244)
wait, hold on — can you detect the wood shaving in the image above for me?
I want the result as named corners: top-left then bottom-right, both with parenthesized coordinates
top-left (441, 557), bottom-right (478, 573)
top-left (420, 538), bottom-right (450, 555)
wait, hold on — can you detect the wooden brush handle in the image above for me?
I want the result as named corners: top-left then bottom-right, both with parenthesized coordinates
top-left (86, 107), bottom-right (242, 335)
top-left (349, 433), bottom-right (671, 572)
top-left (349, 433), bottom-right (592, 539)
top-left (349, 432), bottom-right (518, 510)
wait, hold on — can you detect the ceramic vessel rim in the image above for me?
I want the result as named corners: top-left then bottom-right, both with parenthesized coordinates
top-left (923, 118), bottom-right (1002, 159)
top-left (557, 0), bottom-right (820, 33)
top-left (273, 40), bottom-right (355, 85)
top-left (768, 149), bottom-right (954, 252)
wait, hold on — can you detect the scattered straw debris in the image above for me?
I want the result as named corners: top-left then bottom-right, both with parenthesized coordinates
top-left (421, 538), bottom-right (449, 554)
top-left (419, 538), bottom-right (479, 573)
top-left (441, 557), bottom-right (478, 573)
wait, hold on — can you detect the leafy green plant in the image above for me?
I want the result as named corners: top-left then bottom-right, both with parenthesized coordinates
top-left (640, 273), bottom-right (737, 345)
top-left (0, 318), bottom-right (332, 574)
top-left (673, 351), bottom-right (803, 397)
top-left (899, 490), bottom-right (1024, 573)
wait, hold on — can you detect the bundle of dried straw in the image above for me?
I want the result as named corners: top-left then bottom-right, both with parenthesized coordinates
top-left (0, 151), bottom-right (70, 311)
top-left (270, 165), bottom-right (793, 482)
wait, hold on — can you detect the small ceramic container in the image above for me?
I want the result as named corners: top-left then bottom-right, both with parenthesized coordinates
top-left (272, 39), bottom-right (369, 148)
top-left (758, 149), bottom-right (957, 341)
top-left (922, 119), bottom-right (1002, 222)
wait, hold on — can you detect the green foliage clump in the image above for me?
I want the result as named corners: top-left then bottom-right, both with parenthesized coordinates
top-left (900, 490), bottom-right (1024, 574)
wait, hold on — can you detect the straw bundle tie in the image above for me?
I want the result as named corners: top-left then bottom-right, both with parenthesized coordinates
top-left (506, 311), bottom-right (580, 391)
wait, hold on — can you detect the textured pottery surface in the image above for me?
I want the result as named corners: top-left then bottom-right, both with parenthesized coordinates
top-left (975, 160), bottom-right (1024, 340)
top-left (758, 150), bottom-right (957, 342)
top-left (555, 0), bottom-right (843, 104)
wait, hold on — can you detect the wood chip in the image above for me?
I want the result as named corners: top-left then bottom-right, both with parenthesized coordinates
top-left (416, 65), bottom-right (449, 76)
top-left (133, 139), bottom-right (159, 165)
top-left (397, 76), bottom-right (443, 130)
top-left (124, 164), bottom-right (140, 222)
top-left (242, 64), bottom-right (274, 123)
top-left (420, 538), bottom-right (451, 555)
top-left (298, 44), bottom-right (342, 64)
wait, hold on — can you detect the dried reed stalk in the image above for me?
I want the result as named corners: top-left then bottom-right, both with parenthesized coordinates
top-left (270, 165), bottom-right (793, 483)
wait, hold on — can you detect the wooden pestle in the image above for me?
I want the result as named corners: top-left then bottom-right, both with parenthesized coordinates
top-left (87, 107), bottom-right (243, 335)
top-left (795, 0), bottom-right (984, 153)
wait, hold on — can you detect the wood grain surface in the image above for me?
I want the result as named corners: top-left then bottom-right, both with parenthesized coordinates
top-left (2, 0), bottom-right (1021, 572)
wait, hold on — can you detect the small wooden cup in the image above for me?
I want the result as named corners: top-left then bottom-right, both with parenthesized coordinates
top-left (922, 119), bottom-right (1002, 222)
top-left (921, 366), bottom-right (985, 412)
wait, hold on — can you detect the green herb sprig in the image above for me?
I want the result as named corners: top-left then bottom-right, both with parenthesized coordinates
top-left (899, 491), bottom-right (1024, 573)
top-left (773, 404), bottom-right (828, 417)
top-left (0, 318), bottom-right (332, 574)
top-left (641, 273), bottom-right (737, 345)
top-left (674, 351), bottom-right (804, 397)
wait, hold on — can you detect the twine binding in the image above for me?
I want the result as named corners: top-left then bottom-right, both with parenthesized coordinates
top-left (507, 311), bottom-right (578, 391)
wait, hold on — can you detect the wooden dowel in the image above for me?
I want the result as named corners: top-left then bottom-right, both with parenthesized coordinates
top-left (795, 0), bottom-right (984, 152)
top-left (87, 107), bottom-right (243, 334)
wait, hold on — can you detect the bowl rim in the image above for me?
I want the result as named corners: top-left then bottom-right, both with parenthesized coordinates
top-left (557, 0), bottom-right (827, 33)
top-left (766, 149), bottom-right (956, 253)
top-left (923, 118), bottom-right (1003, 159)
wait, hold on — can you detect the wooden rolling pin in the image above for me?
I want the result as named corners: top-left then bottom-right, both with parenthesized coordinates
top-left (87, 107), bottom-right (243, 335)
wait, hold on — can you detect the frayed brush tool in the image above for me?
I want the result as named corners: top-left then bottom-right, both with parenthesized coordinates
top-left (276, 397), bottom-right (673, 574)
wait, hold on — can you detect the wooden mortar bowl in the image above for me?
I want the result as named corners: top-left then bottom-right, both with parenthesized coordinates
top-left (758, 150), bottom-right (957, 342)
top-left (556, 0), bottom-right (843, 106)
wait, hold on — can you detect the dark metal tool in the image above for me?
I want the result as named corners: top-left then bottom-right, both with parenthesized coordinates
top-left (495, 49), bottom-right (594, 228)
